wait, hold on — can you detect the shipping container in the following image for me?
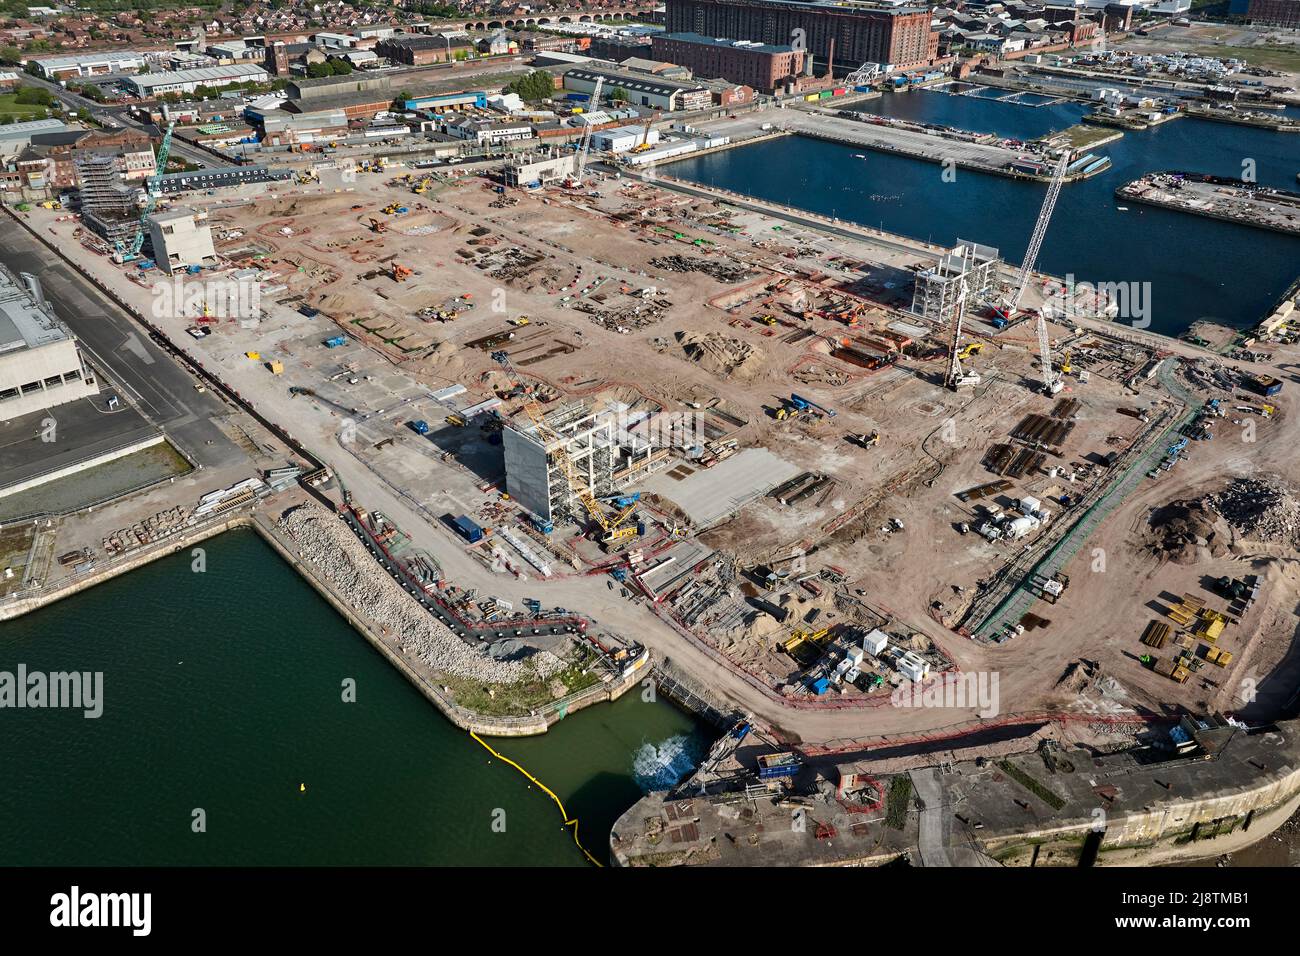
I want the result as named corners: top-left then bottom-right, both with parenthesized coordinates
top-left (452, 515), bottom-right (484, 543)
top-left (833, 87), bottom-right (847, 96)
top-left (757, 752), bottom-right (801, 779)
top-left (805, 93), bottom-right (821, 102)
top-left (819, 90), bottom-right (833, 99)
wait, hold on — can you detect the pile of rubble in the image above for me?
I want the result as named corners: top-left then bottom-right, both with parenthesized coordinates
top-left (1208, 476), bottom-right (1300, 544)
top-left (1146, 498), bottom-right (1234, 565)
top-left (277, 504), bottom-right (562, 684)
top-left (676, 330), bottom-right (765, 381)
top-left (103, 506), bottom-right (192, 554)
top-left (650, 254), bottom-right (752, 283)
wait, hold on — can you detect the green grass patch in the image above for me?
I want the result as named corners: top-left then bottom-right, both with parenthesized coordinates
top-left (0, 92), bottom-right (49, 120)
top-left (1201, 45), bottom-right (1300, 74)
top-left (998, 760), bottom-right (1066, 810)
top-left (885, 775), bottom-right (913, 830)
top-left (441, 645), bottom-right (605, 718)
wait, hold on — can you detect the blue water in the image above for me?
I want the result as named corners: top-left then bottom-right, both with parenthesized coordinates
top-left (673, 90), bottom-right (1300, 338)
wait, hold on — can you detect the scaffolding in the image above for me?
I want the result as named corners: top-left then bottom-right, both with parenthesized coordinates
top-left (910, 238), bottom-right (1000, 324)
top-left (503, 401), bottom-right (663, 526)
top-left (74, 151), bottom-right (142, 244)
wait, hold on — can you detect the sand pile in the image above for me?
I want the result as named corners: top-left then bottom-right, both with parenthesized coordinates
top-left (1208, 476), bottom-right (1300, 544)
top-left (1146, 499), bottom-right (1234, 565)
top-left (676, 330), bottom-right (765, 381)
top-left (1055, 659), bottom-right (1102, 694)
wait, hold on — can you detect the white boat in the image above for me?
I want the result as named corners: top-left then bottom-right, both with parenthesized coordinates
top-left (1116, 206), bottom-right (1129, 211)
top-left (853, 154), bottom-right (867, 159)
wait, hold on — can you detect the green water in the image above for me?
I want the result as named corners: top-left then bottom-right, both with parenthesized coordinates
top-left (0, 530), bottom-right (709, 866)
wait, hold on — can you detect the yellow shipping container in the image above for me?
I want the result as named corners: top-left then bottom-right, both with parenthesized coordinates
top-left (806, 94), bottom-right (820, 102)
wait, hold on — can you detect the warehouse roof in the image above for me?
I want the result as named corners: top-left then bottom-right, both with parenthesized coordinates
top-left (30, 50), bottom-right (146, 71)
top-left (657, 32), bottom-right (799, 55)
top-left (126, 64), bottom-right (268, 91)
top-left (0, 266), bottom-right (71, 354)
top-left (564, 66), bottom-right (707, 98)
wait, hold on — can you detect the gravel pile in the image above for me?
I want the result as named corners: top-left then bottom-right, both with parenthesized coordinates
top-left (278, 504), bottom-right (562, 684)
top-left (1208, 477), bottom-right (1300, 544)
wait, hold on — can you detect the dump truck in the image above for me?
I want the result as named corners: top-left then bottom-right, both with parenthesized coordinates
top-left (409, 420), bottom-right (430, 435)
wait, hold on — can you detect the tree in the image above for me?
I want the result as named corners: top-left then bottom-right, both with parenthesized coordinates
top-left (608, 87), bottom-right (629, 103)
top-left (506, 70), bottom-right (556, 104)
top-left (329, 58), bottom-right (353, 75)
top-left (0, 45), bottom-right (21, 65)
top-left (14, 86), bottom-right (53, 106)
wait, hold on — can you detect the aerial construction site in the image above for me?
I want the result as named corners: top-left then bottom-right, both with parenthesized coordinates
top-left (8, 86), bottom-right (1300, 872)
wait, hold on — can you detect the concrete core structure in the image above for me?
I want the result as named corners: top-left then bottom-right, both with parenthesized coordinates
top-left (147, 206), bottom-right (217, 274)
top-left (0, 266), bottom-right (98, 421)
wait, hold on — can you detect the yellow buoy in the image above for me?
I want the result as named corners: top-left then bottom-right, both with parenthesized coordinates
top-left (299, 783), bottom-right (307, 793)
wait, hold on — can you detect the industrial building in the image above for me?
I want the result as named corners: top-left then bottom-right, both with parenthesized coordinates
top-left (146, 207), bottom-right (216, 274)
top-left (0, 119), bottom-right (69, 160)
top-left (563, 67), bottom-right (712, 112)
top-left (910, 239), bottom-right (1001, 323)
top-left (502, 402), bottom-right (668, 525)
top-left (122, 64), bottom-right (269, 97)
top-left (375, 33), bottom-right (474, 65)
top-left (501, 150), bottom-right (580, 188)
top-left (663, 0), bottom-right (939, 71)
top-left (0, 266), bottom-right (97, 420)
top-left (651, 32), bottom-right (805, 93)
top-left (592, 124), bottom-right (660, 153)
top-left (29, 50), bottom-right (148, 79)
top-left (1246, 0), bottom-right (1300, 26)
top-left (155, 164), bottom-right (293, 195)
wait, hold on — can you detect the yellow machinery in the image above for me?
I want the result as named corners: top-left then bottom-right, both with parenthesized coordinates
top-left (755, 314), bottom-right (777, 327)
top-left (445, 414), bottom-right (466, 427)
top-left (1059, 350), bottom-right (1072, 374)
top-left (413, 177), bottom-right (433, 194)
top-left (382, 203), bottom-right (402, 215)
top-left (782, 627), bottom-right (830, 654)
top-left (957, 342), bottom-right (984, 360)
top-left (522, 401), bottom-right (638, 544)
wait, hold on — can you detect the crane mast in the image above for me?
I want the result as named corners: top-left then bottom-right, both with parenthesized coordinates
top-left (1003, 150), bottom-right (1070, 395)
top-left (944, 250), bottom-right (974, 390)
top-left (573, 76), bottom-right (604, 186)
top-left (113, 122), bottom-right (175, 264)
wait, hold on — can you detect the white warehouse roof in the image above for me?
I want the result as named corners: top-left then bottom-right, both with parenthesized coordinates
top-left (127, 63), bottom-right (267, 93)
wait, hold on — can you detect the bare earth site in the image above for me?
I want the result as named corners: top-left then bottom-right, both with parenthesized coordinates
top-left (4, 1), bottom-right (1300, 902)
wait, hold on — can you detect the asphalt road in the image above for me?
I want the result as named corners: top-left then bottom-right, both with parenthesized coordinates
top-left (0, 224), bottom-right (246, 470)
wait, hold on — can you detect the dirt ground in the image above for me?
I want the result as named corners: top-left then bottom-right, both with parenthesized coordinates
top-left (25, 148), bottom-right (1300, 750)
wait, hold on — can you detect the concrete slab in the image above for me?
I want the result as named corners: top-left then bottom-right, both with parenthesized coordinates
top-left (639, 447), bottom-right (801, 528)
top-left (0, 394), bottom-right (159, 495)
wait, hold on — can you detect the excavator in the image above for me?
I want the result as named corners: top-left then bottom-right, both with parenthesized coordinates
top-left (368, 217), bottom-right (386, 234)
top-left (391, 263), bottom-right (413, 282)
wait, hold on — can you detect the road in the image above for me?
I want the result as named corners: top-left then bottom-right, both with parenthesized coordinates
top-left (0, 221), bottom-right (246, 470)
